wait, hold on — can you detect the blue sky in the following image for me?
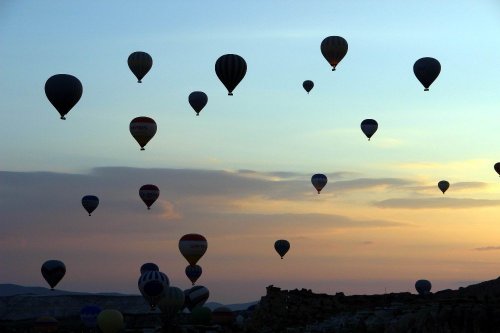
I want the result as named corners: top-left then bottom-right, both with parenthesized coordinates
top-left (1, 1), bottom-right (500, 304)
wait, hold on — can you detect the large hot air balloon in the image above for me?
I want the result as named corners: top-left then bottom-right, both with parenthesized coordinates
top-left (138, 270), bottom-right (170, 310)
top-left (360, 119), bottom-right (378, 141)
top-left (41, 260), bottom-right (66, 290)
top-left (140, 262), bottom-right (159, 275)
top-left (179, 234), bottom-right (207, 266)
top-left (494, 163), bottom-right (500, 177)
top-left (130, 117), bottom-right (157, 150)
top-left (97, 309), bottom-right (124, 333)
top-left (139, 184), bottom-right (160, 209)
top-left (302, 80), bottom-right (314, 94)
top-left (415, 279), bottom-right (432, 295)
top-left (188, 91), bottom-right (208, 116)
top-left (128, 51), bottom-right (153, 83)
top-left (274, 240), bottom-right (290, 259)
top-left (80, 305), bottom-right (102, 328)
top-left (158, 286), bottom-right (185, 318)
top-left (185, 285), bottom-right (210, 311)
top-left (438, 180), bottom-right (449, 194)
top-left (215, 54), bottom-right (247, 95)
top-left (81, 195), bottom-right (99, 216)
top-left (311, 174), bottom-right (328, 194)
top-left (185, 265), bottom-right (202, 285)
top-left (413, 57), bottom-right (441, 91)
top-left (190, 306), bottom-right (212, 325)
top-left (45, 74), bottom-right (83, 120)
top-left (321, 36), bottom-right (348, 71)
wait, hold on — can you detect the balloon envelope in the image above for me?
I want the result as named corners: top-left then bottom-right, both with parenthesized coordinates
top-left (274, 240), bottom-right (290, 259)
top-left (361, 119), bottom-right (378, 140)
top-left (311, 174), bottom-right (328, 194)
top-left (158, 286), bottom-right (185, 317)
top-left (215, 54), bottom-right (247, 95)
top-left (179, 234), bottom-right (208, 266)
top-left (438, 180), bottom-right (449, 194)
top-left (80, 305), bottom-right (102, 328)
top-left (130, 117), bottom-right (157, 150)
top-left (185, 285), bottom-right (210, 311)
top-left (128, 51), bottom-right (153, 83)
top-left (413, 57), bottom-right (441, 91)
top-left (320, 36), bottom-right (348, 71)
top-left (302, 80), bottom-right (314, 93)
top-left (81, 195), bottom-right (99, 216)
top-left (415, 279), bottom-right (432, 295)
top-left (188, 91), bottom-right (208, 116)
top-left (185, 264), bottom-right (203, 285)
top-left (45, 74), bottom-right (82, 120)
top-left (138, 270), bottom-right (170, 309)
top-left (140, 262), bottom-right (159, 275)
top-left (97, 309), bottom-right (124, 333)
top-left (190, 306), bottom-right (212, 325)
top-left (494, 163), bottom-right (500, 176)
top-left (41, 260), bottom-right (66, 290)
top-left (139, 184), bottom-right (160, 209)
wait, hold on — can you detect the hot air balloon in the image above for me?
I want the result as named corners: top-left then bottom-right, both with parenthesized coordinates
top-left (311, 174), bottom-right (328, 194)
top-left (438, 180), bottom-right (449, 194)
top-left (81, 195), bottom-right (99, 216)
top-left (413, 57), bottom-right (441, 91)
top-left (41, 260), bottom-right (66, 290)
top-left (185, 264), bottom-right (202, 285)
top-left (80, 305), bottom-right (102, 328)
top-left (140, 262), bottom-right (159, 275)
top-left (189, 91), bottom-right (208, 116)
top-left (45, 74), bottom-right (83, 120)
top-left (128, 51), bottom-right (153, 83)
top-left (97, 309), bottom-right (124, 333)
top-left (303, 80), bottom-right (314, 94)
top-left (190, 306), bottom-right (212, 325)
top-left (185, 285), bottom-right (210, 311)
top-left (212, 306), bottom-right (235, 326)
top-left (179, 234), bottom-right (207, 266)
top-left (215, 54), bottom-right (247, 95)
top-left (321, 36), bottom-right (348, 71)
top-left (139, 184), bottom-right (160, 209)
top-left (415, 279), bottom-right (432, 295)
top-left (138, 270), bottom-right (170, 310)
top-left (494, 163), bottom-right (500, 177)
top-left (35, 316), bottom-right (58, 333)
top-left (158, 286), bottom-right (185, 318)
top-left (360, 119), bottom-right (378, 141)
top-left (130, 116), bottom-right (157, 150)
top-left (274, 240), bottom-right (290, 259)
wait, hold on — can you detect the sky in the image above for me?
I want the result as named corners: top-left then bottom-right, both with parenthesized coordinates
top-left (1, 1), bottom-right (500, 304)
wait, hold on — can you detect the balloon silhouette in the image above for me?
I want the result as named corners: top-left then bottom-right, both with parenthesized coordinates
top-left (185, 264), bottom-right (203, 285)
top-left (139, 184), bottom-right (160, 210)
top-left (81, 195), bottom-right (99, 216)
top-left (140, 262), bottom-right (159, 275)
top-left (41, 260), bottom-right (66, 290)
top-left (189, 91), bottom-right (208, 116)
top-left (415, 279), bottom-right (432, 295)
top-left (494, 163), bottom-right (500, 177)
top-left (413, 57), bottom-right (441, 91)
top-left (138, 270), bottom-right (170, 310)
top-left (360, 119), bottom-right (378, 140)
top-left (321, 36), bottom-right (348, 71)
top-left (45, 74), bottom-right (82, 120)
top-left (130, 117), bottom-right (157, 150)
top-left (158, 286), bottom-right (185, 318)
top-left (179, 234), bottom-right (208, 266)
top-left (215, 54), bottom-right (247, 95)
top-left (311, 174), bottom-right (328, 194)
top-left (438, 180), bottom-right (449, 194)
top-left (274, 240), bottom-right (290, 259)
top-left (97, 309), bottom-right (124, 333)
top-left (128, 51), bottom-right (153, 83)
top-left (303, 80), bottom-right (314, 94)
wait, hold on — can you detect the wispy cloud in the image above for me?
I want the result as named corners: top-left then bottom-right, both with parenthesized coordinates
top-left (473, 246), bottom-right (500, 251)
top-left (374, 197), bottom-right (500, 209)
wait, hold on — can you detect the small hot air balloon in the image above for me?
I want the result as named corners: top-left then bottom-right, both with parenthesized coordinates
top-left (41, 260), bottom-right (66, 290)
top-left (138, 270), bottom-right (170, 310)
top-left (97, 309), bottom-right (124, 333)
top-left (494, 163), bottom-right (500, 177)
top-left (360, 119), bottom-right (378, 141)
top-left (438, 180), bottom-right (449, 194)
top-left (215, 54), bottom-right (247, 95)
top-left (139, 184), bottom-right (160, 210)
top-left (185, 265), bottom-right (202, 285)
top-left (130, 117), bottom-right (157, 150)
top-left (140, 262), bottom-right (159, 275)
top-left (189, 91), bottom-right (208, 116)
top-left (80, 305), bottom-right (102, 328)
top-left (302, 80), bottom-right (314, 94)
top-left (81, 195), bottom-right (99, 216)
top-left (321, 36), bottom-right (348, 71)
top-left (311, 174), bottom-right (328, 194)
top-left (413, 57), bottom-right (441, 91)
top-left (274, 240), bottom-right (290, 259)
top-left (415, 279), bottom-right (432, 295)
top-left (185, 285), bottom-right (210, 312)
top-left (45, 74), bottom-right (83, 120)
top-left (158, 286), bottom-right (185, 318)
top-left (128, 51), bottom-right (153, 83)
top-left (179, 234), bottom-right (207, 266)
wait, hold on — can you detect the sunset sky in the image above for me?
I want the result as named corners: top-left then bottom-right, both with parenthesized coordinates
top-left (1, 1), bottom-right (500, 304)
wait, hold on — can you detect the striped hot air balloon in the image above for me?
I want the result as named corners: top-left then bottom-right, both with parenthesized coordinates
top-left (320, 36), bottom-right (348, 71)
top-left (128, 51), bottom-right (153, 83)
top-left (179, 234), bottom-right (208, 266)
top-left (188, 91), bottom-right (208, 116)
top-left (158, 286), bottom-right (185, 318)
top-left (81, 195), bottom-right (99, 216)
top-left (129, 117), bottom-right (157, 150)
top-left (45, 74), bottom-right (83, 120)
top-left (140, 262), bottom-right (159, 275)
top-left (184, 285), bottom-right (209, 311)
top-left (215, 54), bottom-right (247, 95)
top-left (139, 184), bottom-right (160, 210)
top-left (138, 270), bottom-right (170, 310)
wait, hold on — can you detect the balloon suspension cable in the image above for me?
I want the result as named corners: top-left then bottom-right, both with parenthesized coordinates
top-left (61, 116), bottom-right (66, 120)
top-left (228, 92), bottom-right (233, 96)
top-left (141, 147), bottom-right (145, 151)
top-left (424, 88), bottom-right (429, 91)
top-left (332, 66), bottom-right (336, 71)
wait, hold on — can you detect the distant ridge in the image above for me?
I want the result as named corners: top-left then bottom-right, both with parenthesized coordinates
top-left (0, 283), bottom-right (132, 297)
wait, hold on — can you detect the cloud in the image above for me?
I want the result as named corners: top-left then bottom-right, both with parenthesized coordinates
top-left (374, 197), bottom-right (500, 209)
top-left (473, 246), bottom-right (500, 251)
top-left (332, 178), bottom-right (414, 191)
